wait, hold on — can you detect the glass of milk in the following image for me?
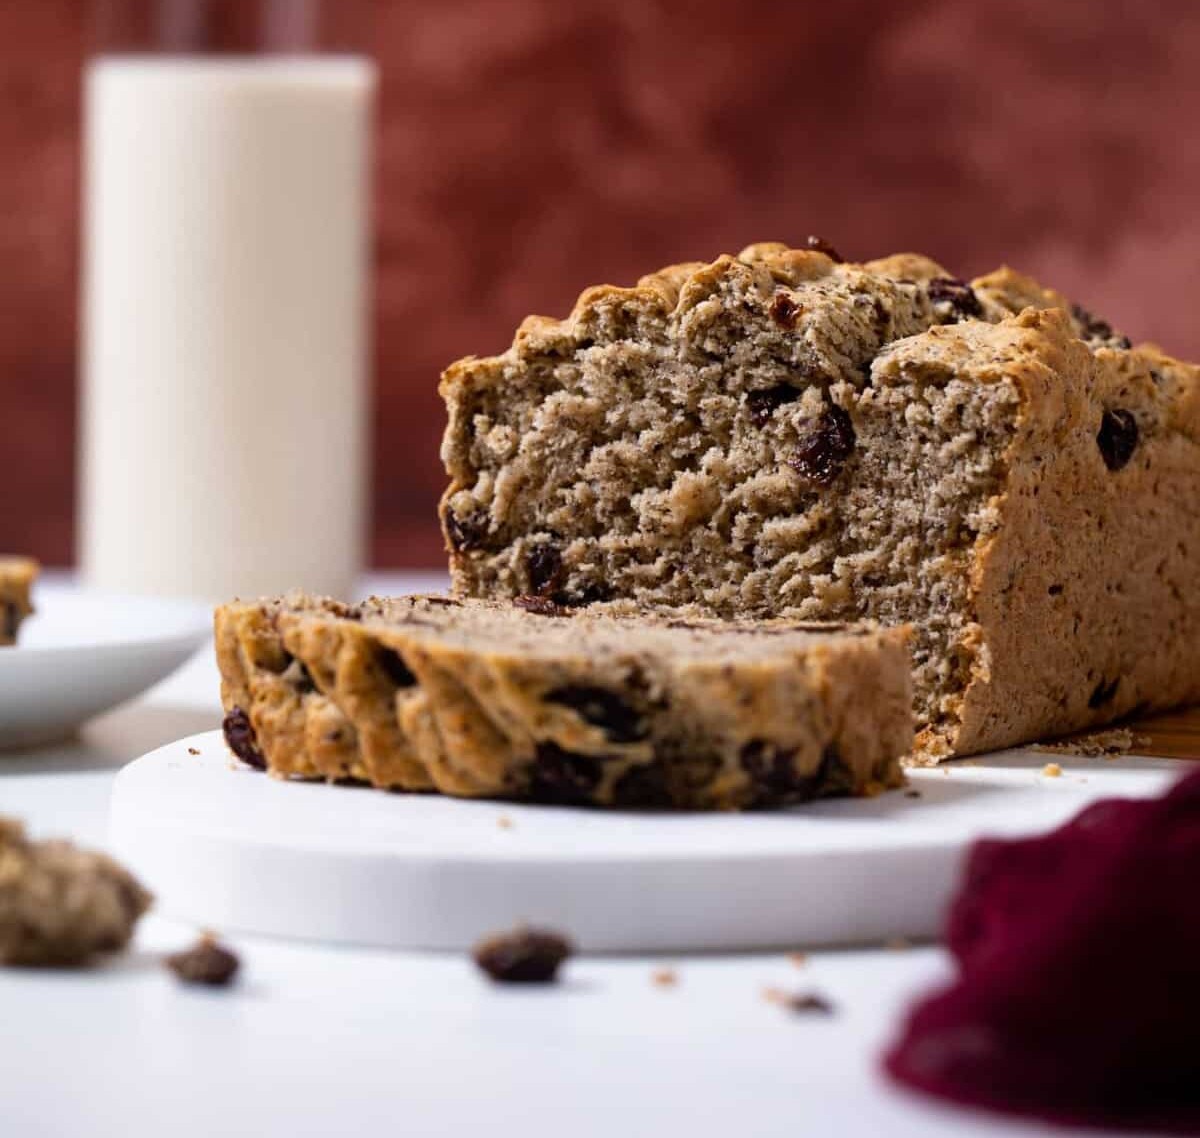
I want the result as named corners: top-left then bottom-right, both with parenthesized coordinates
top-left (81, 0), bottom-right (375, 601)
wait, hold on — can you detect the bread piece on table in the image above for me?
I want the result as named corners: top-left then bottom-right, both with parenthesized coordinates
top-left (215, 594), bottom-right (912, 810)
top-left (0, 557), bottom-right (38, 647)
top-left (438, 243), bottom-right (1200, 759)
top-left (0, 816), bottom-right (151, 966)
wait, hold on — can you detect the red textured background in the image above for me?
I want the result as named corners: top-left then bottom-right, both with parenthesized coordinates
top-left (3, 0), bottom-right (1199, 566)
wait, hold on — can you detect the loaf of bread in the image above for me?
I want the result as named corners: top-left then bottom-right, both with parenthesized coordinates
top-left (439, 241), bottom-right (1200, 759)
top-left (0, 557), bottom-right (38, 646)
top-left (215, 594), bottom-right (911, 809)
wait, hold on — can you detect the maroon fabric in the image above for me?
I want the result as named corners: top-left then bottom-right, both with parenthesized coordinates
top-left (884, 768), bottom-right (1200, 1131)
top-left (3, 0), bottom-right (1199, 566)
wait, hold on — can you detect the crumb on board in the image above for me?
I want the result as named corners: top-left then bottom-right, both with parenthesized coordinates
top-left (652, 968), bottom-right (678, 988)
top-left (496, 816), bottom-right (514, 830)
top-left (187, 747), bottom-right (200, 756)
top-left (904, 789), bottom-right (921, 799)
top-left (788, 952), bottom-right (808, 968)
top-left (763, 987), bottom-right (835, 1015)
top-left (1033, 727), bottom-right (1147, 758)
top-left (1042, 762), bottom-right (1064, 778)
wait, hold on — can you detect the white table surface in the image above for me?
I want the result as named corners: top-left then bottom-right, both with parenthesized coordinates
top-left (0, 574), bottom-right (1114, 1138)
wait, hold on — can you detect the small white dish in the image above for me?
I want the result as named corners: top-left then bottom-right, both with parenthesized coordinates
top-left (0, 581), bottom-right (211, 749)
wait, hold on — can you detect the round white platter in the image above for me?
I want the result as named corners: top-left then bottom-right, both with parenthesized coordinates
top-left (109, 730), bottom-right (1184, 952)
top-left (0, 583), bottom-right (211, 749)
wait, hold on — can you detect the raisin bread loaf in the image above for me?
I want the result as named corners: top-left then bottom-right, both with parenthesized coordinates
top-left (215, 594), bottom-right (911, 809)
top-left (0, 558), bottom-right (38, 646)
top-left (439, 242), bottom-right (1200, 759)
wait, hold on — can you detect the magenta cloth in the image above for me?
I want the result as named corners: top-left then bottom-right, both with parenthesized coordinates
top-left (884, 767), bottom-right (1200, 1133)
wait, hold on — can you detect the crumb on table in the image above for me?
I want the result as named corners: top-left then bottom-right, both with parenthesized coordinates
top-left (165, 932), bottom-right (240, 987)
top-left (1042, 762), bottom-right (1064, 778)
top-left (651, 967), bottom-right (678, 988)
top-left (472, 926), bottom-right (572, 984)
top-left (763, 987), bottom-right (835, 1015)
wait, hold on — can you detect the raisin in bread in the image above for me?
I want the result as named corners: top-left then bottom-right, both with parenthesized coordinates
top-left (215, 594), bottom-right (911, 810)
top-left (0, 558), bottom-right (38, 646)
top-left (439, 241), bottom-right (1200, 760)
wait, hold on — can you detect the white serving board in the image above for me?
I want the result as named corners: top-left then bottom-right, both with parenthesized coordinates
top-left (109, 731), bottom-right (1185, 953)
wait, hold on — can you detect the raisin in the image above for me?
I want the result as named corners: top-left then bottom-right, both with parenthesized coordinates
top-left (746, 384), bottom-right (800, 427)
top-left (222, 707), bottom-right (265, 770)
top-left (2, 602), bottom-right (18, 641)
top-left (769, 292), bottom-right (801, 329)
top-left (739, 740), bottom-right (800, 800)
top-left (527, 543), bottom-right (564, 596)
top-left (514, 595), bottom-right (572, 617)
top-left (788, 406), bottom-right (856, 485)
top-left (928, 277), bottom-right (983, 320)
top-left (1072, 302), bottom-right (1130, 347)
top-left (804, 235), bottom-right (843, 263)
top-left (546, 685), bottom-right (647, 743)
top-left (165, 934), bottom-right (240, 987)
top-left (528, 742), bottom-right (602, 804)
top-left (1097, 409), bottom-right (1138, 471)
top-left (740, 741), bottom-right (851, 805)
top-left (1089, 676), bottom-right (1120, 709)
top-left (612, 762), bottom-right (673, 808)
top-left (872, 296), bottom-right (888, 334)
top-left (561, 581), bottom-right (612, 607)
top-left (378, 647), bottom-right (417, 688)
top-left (444, 508), bottom-right (490, 552)
top-left (472, 927), bottom-right (572, 984)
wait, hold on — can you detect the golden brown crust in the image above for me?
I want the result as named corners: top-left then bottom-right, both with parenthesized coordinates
top-left (213, 595), bottom-right (913, 810)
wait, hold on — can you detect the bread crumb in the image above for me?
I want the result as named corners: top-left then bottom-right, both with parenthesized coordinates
top-left (187, 747), bottom-right (200, 756)
top-left (496, 816), bottom-right (514, 830)
top-left (904, 789), bottom-right (922, 799)
top-left (652, 968), bottom-right (678, 988)
top-left (165, 932), bottom-right (240, 987)
top-left (788, 952), bottom-right (808, 968)
top-left (1042, 762), bottom-right (1064, 778)
top-left (763, 987), bottom-right (834, 1015)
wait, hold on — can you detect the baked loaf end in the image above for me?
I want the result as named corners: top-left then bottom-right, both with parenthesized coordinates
top-left (214, 594), bottom-right (913, 810)
top-left (0, 557), bottom-right (38, 646)
top-left (439, 243), bottom-right (1200, 759)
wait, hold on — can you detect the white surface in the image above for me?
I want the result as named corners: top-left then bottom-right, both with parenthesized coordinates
top-left (1, 574), bottom-right (1187, 1138)
top-left (0, 580), bottom-right (210, 748)
top-left (111, 730), bottom-right (1176, 952)
top-left (81, 58), bottom-right (373, 600)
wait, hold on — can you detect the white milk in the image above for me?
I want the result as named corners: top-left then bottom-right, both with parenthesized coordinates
top-left (81, 57), bottom-right (374, 601)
